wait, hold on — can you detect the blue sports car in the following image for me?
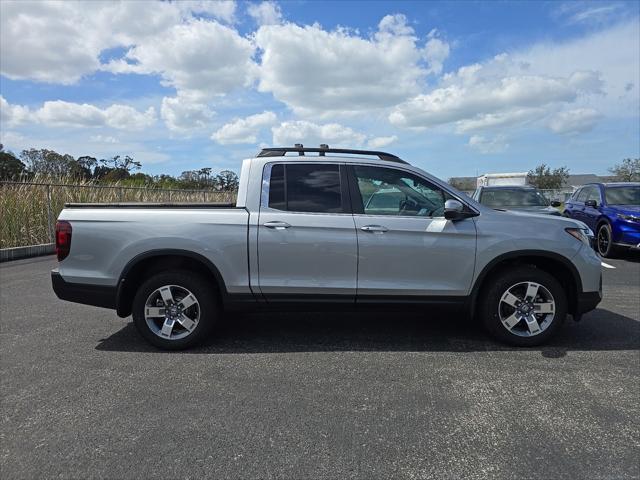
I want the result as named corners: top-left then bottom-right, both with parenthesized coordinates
top-left (564, 182), bottom-right (640, 257)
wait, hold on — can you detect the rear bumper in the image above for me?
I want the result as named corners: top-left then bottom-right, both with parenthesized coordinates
top-left (51, 269), bottom-right (116, 309)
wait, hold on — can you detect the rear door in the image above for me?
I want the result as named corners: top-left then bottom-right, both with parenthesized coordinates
top-left (257, 162), bottom-right (358, 300)
top-left (349, 165), bottom-right (477, 299)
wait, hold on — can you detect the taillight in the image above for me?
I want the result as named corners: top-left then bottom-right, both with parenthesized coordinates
top-left (55, 221), bottom-right (72, 261)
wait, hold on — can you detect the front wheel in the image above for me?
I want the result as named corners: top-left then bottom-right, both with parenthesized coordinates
top-left (132, 270), bottom-right (217, 350)
top-left (479, 266), bottom-right (567, 346)
top-left (596, 223), bottom-right (615, 258)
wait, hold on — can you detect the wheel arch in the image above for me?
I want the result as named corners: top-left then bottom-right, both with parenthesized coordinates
top-left (470, 250), bottom-right (583, 316)
top-left (115, 249), bottom-right (228, 317)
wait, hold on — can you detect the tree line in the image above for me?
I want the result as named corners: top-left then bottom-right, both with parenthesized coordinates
top-left (0, 144), bottom-right (239, 191)
top-left (449, 159), bottom-right (639, 191)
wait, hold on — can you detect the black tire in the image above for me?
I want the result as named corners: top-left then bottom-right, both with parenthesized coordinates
top-left (479, 265), bottom-right (567, 347)
top-left (132, 270), bottom-right (218, 350)
top-left (596, 223), bottom-right (616, 258)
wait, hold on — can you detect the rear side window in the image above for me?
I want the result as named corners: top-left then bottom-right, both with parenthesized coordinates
top-left (267, 163), bottom-right (343, 213)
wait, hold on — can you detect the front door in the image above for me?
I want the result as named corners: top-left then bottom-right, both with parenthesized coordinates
top-left (349, 165), bottom-right (477, 299)
top-left (257, 162), bottom-right (358, 300)
top-left (582, 186), bottom-right (603, 231)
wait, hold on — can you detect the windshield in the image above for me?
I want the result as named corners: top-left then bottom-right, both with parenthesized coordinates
top-left (479, 188), bottom-right (549, 208)
top-left (605, 186), bottom-right (640, 205)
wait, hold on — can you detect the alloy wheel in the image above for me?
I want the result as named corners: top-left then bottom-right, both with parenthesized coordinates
top-left (498, 282), bottom-right (556, 337)
top-left (597, 227), bottom-right (610, 256)
top-left (144, 285), bottom-right (200, 340)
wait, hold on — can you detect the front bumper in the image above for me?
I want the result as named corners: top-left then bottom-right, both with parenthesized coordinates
top-left (51, 269), bottom-right (116, 309)
top-left (613, 221), bottom-right (640, 248)
top-left (576, 290), bottom-right (602, 315)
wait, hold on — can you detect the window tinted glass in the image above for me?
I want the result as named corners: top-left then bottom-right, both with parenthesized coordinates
top-left (605, 186), bottom-right (640, 205)
top-left (268, 164), bottom-right (286, 210)
top-left (286, 164), bottom-right (342, 213)
top-left (354, 166), bottom-right (447, 217)
top-left (479, 188), bottom-right (549, 207)
top-left (269, 164), bottom-right (343, 213)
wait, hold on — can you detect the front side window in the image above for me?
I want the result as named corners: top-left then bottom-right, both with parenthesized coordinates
top-left (353, 165), bottom-right (448, 217)
top-left (267, 163), bottom-right (343, 213)
top-left (585, 187), bottom-right (602, 204)
top-left (576, 187), bottom-right (591, 202)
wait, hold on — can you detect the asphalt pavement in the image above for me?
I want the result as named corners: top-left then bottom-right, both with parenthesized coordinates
top-left (1, 254), bottom-right (639, 479)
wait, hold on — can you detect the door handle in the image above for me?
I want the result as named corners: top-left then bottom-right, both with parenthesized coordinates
top-left (263, 221), bottom-right (291, 230)
top-left (361, 225), bottom-right (388, 233)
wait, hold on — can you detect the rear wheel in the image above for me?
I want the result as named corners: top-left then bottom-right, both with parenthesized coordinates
top-left (479, 266), bottom-right (567, 346)
top-left (132, 270), bottom-right (217, 350)
top-left (596, 223), bottom-right (615, 258)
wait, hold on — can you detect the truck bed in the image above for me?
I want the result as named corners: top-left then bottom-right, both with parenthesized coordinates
top-left (64, 202), bottom-right (237, 209)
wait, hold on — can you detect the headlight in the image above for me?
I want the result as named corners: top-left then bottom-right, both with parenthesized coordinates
top-left (617, 213), bottom-right (640, 222)
top-left (566, 227), bottom-right (593, 246)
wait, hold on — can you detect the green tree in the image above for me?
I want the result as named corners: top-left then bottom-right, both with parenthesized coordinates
top-left (448, 177), bottom-right (476, 191)
top-left (527, 164), bottom-right (570, 189)
top-left (608, 158), bottom-right (640, 182)
top-left (0, 144), bottom-right (27, 179)
top-left (97, 155), bottom-right (142, 182)
top-left (19, 148), bottom-right (75, 177)
top-left (67, 155), bottom-right (97, 180)
top-left (215, 170), bottom-right (239, 191)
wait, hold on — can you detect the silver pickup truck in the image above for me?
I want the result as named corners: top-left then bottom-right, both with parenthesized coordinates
top-left (52, 146), bottom-right (602, 349)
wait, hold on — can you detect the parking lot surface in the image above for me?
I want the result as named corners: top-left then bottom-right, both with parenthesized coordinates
top-left (1, 254), bottom-right (639, 479)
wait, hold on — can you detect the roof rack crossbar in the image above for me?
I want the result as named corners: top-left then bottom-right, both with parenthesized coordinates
top-left (257, 146), bottom-right (408, 164)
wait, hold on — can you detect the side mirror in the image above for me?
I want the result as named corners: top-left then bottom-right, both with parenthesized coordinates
top-left (551, 200), bottom-right (562, 207)
top-left (585, 199), bottom-right (598, 208)
top-left (444, 199), bottom-right (465, 220)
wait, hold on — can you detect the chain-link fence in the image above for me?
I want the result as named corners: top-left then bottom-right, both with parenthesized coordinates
top-left (0, 181), bottom-right (237, 249)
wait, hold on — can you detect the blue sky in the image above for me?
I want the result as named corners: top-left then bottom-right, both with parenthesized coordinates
top-left (1, 0), bottom-right (638, 180)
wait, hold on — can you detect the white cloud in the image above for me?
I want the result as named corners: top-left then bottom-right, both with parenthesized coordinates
top-left (423, 34), bottom-right (450, 75)
top-left (547, 108), bottom-right (602, 134)
top-left (367, 135), bottom-right (398, 149)
top-left (181, 0), bottom-right (237, 24)
top-left (455, 108), bottom-right (546, 133)
top-left (255, 15), bottom-right (432, 116)
top-left (510, 20), bottom-right (639, 116)
top-left (468, 135), bottom-right (509, 154)
top-left (36, 101), bottom-right (156, 130)
top-left (553, 2), bottom-right (627, 25)
top-left (271, 120), bottom-right (367, 147)
top-left (0, 1), bottom-right (241, 84)
top-left (390, 70), bottom-right (601, 128)
top-left (390, 20), bottom-right (637, 138)
top-left (161, 96), bottom-right (215, 134)
top-left (90, 135), bottom-right (119, 144)
top-left (0, 95), bottom-right (31, 127)
top-left (0, 96), bottom-right (156, 130)
top-left (389, 47), bottom-right (604, 131)
top-left (247, 1), bottom-right (282, 26)
top-left (105, 19), bottom-right (256, 102)
top-left (212, 111), bottom-right (277, 144)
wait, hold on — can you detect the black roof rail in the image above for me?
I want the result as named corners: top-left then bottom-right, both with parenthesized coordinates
top-left (257, 145), bottom-right (408, 164)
